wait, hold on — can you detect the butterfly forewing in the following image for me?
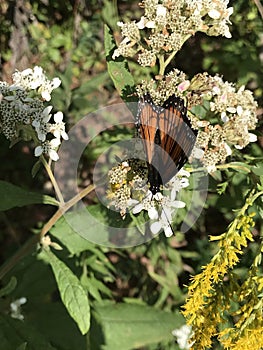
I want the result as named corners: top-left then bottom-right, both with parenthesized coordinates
top-left (137, 93), bottom-right (197, 194)
top-left (137, 94), bottom-right (159, 164)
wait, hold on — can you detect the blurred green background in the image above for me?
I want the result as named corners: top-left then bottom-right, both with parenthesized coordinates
top-left (0, 1), bottom-right (262, 349)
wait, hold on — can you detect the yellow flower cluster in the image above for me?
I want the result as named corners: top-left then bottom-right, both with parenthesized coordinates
top-left (182, 190), bottom-right (263, 350)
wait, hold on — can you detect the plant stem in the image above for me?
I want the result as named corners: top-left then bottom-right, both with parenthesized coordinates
top-left (163, 51), bottom-right (177, 72)
top-left (40, 183), bottom-right (95, 239)
top-left (41, 155), bottom-right (65, 205)
top-left (158, 54), bottom-right (165, 76)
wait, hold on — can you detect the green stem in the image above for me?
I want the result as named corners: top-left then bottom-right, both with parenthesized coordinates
top-left (162, 51), bottom-right (177, 72)
top-left (159, 34), bottom-right (192, 76)
top-left (27, 125), bottom-right (64, 205)
top-left (40, 183), bottom-right (95, 239)
top-left (158, 54), bottom-right (165, 76)
top-left (40, 155), bottom-right (65, 205)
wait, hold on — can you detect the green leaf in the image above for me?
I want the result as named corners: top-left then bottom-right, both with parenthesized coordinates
top-left (50, 212), bottom-right (105, 255)
top-left (25, 301), bottom-right (86, 350)
top-left (40, 249), bottom-right (90, 335)
top-left (50, 204), bottom-right (141, 250)
top-left (218, 162), bottom-right (251, 174)
top-left (0, 314), bottom-right (57, 350)
top-left (104, 24), bottom-right (135, 101)
top-left (31, 160), bottom-right (42, 178)
top-left (16, 343), bottom-right (27, 350)
top-left (252, 164), bottom-right (263, 176)
top-left (0, 181), bottom-right (59, 211)
top-left (74, 71), bottom-right (109, 95)
top-left (91, 303), bottom-right (184, 350)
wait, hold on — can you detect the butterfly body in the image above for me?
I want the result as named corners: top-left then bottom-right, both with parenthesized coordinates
top-left (137, 93), bottom-right (197, 194)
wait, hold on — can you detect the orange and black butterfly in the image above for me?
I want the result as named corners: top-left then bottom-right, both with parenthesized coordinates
top-left (136, 93), bottom-right (197, 194)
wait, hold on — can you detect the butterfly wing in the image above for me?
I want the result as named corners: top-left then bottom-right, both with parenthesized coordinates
top-left (137, 93), bottom-right (197, 194)
top-left (158, 95), bottom-right (197, 184)
top-left (137, 94), bottom-right (163, 193)
top-left (137, 93), bottom-right (158, 164)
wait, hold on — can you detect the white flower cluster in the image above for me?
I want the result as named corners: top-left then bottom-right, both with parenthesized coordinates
top-left (137, 69), bottom-right (190, 104)
top-left (131, 169), bottom-right (190, 237)
top-left (188, 73), bottom-right (258, 172)
top-left (107, 159), bottom-right (190, 237)
top-left (0, 67), bottom-right (68, 161)
top-left (12, 66), bottom-right (61, 101)
top-left (113, 0), bottom-right (233, 65)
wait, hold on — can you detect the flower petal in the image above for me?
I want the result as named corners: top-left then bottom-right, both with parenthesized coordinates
top-left (148, 206), bottom-right (158, 220)
top-left (34, 146), bottom-right (43, 157)
top-left (49, 149), bottom-right (59, 161)
top-left (164, 226), bottom-right (173, 237)
top-left (249, 133), bottom-right (257, 142)
top-left (54, 111), bottom-right (63, 123)
top-left (150, 221), bottom-right (162, 235)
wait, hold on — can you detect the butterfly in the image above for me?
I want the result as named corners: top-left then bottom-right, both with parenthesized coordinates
top-left (136, 93), bottom-right (197, 195)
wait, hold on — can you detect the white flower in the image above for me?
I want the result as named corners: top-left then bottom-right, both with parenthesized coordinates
top-left (20, 68), bottom-right (33, 76)
top-left (224, 142), bottom-right (232, 156)
top-left (225, 7), bottom-right (234, 21)
top-left (137, 16), bottom-right (155, 29)
top-left (226, 106), bottom-right (236, 114)
top-left (150, 195), bottom-right (186, 237)
top-left (10, 297), bottom-right (27, 321)
top-left (191, 146), bottom-right (205, 159)
top-left (148, 206), bottom-right (159, 219)
top-left (224, 28), bottom-right (232, 39)
top-left (221, 112), bottom-right (229, 123)
top-left (32, 106), bottom-right (53, 142)
top-left (166, 170), bottom-right (190, 200)
top-left (48, 149), bottom-right (59, 161)
top-left (12, 66), bottom-right (61, 101)
top-left (208, 9), bottom-right (221, 20)
top-left (132, 191), bottom-right (156, 215)
top-left (236, 105), bottom-right (243, 116)
top-left (248, 133), bottom-right (257, 142)
top-left (50, 111), bottom-right (69, 140)
top-left (34, 138), bottom-right (60, 161)
top-left (41, 90), bottom-right (52, 101)
top-left (172, 325), bottom-right (193, 350)
top-left (34, 145), bottom-right (44, 157)
top-left (156, 4), bottom-right (167, 17)
top-left (51, 77), bottom-right (61, 89)
top-left (207, 164), bottom-right (217, 173)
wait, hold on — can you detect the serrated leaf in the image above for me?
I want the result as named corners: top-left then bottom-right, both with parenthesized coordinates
top-left (0, 181), bottom-right (59, 211)
top-left (41, 249), bottom-right (90, 335)
top-left (104, 24), bottom-right (135, 101)
top-left (91, 303), bottom-right (184, 350)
